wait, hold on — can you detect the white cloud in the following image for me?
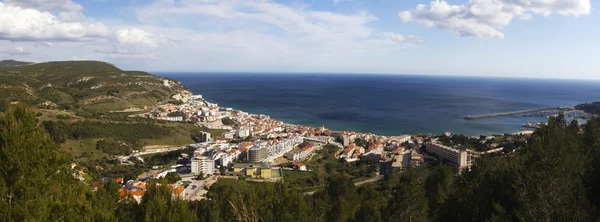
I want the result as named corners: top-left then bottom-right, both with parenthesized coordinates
top-left (127, 0), bottom-right (425, 70)
top-left (333, 0), bottom-right (350, 5)
top-left (0, 1), bottom-right (163, 57)
top-left (390, 34), bottom-right (423, 44)
top-left (137, 0), bottom-right (378, 43)
top-left (111, 28), bottom-right (167, 54)
top-left (0, 46), bottom-right (29, 58)
top-left (1, 46), bottom-right (29, 55)
top-left (0, 0), bottom-right (423, 72)
top-left (398, 0), bottom-right (591, 39)
top-left (0, 2), bottom-right (109, 41)
top-left (3, 0), bottom-right (84, 22)
top-left (11, 47), bottom-right (26, 54)
top-left (34, 42), bottom-right (54, 47)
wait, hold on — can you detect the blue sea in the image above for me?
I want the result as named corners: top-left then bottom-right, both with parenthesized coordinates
top-left (159, 73), bottom-right (600, 136)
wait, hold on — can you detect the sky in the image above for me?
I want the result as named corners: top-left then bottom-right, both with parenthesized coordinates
top-left (0, 0), bottom-right (597, 79)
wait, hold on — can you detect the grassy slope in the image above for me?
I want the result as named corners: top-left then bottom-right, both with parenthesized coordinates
top-left (0, 60), bottom-right (188, 112)
top-left (36, 109), bottom-right (229, 162)
top-left (62, 139), bottom-right (107, 160)
top-left (283, 170), bottom-right (323, 192)
top-left (0, 60), bottom-right (197, 161)
top-left (35, 108), bottom-right (83, 122)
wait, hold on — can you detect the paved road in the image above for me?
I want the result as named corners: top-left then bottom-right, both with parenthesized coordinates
top-left (354, 175), bottom-right (384, 186)
top-left (184, 176), bottom-right (218, 201)
top-left (118, 145), bottom-right (188, 163)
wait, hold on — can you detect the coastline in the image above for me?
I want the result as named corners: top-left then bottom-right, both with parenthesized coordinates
top-left (176, 93), bottom-right (545, 138)
top-left (161, 73), bottom-right (600, 137)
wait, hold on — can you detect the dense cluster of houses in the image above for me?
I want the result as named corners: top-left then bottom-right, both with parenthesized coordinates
top-left (110, 94), bottom-right (521, 202)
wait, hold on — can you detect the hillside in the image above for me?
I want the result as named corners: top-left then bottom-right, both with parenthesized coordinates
top-left (575, 102), bottom-right (600, 115)
top-left (0, 60), bottom-right (191, 112)
top-left (0, 60), bottom-right (33, 67)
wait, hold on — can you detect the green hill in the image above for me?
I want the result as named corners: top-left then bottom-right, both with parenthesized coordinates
top-left (0, 60), bottom-right (191, 111)
top-left (0, 60), bottom-right (33, 67)
top-left (575, 102), bottom-right (600, 115)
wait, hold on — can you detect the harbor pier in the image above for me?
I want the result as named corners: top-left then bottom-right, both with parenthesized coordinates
top-left (464, 107), bottom-right (572, 120)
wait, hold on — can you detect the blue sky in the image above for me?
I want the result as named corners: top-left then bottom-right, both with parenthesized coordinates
top-left (0, 0), bottom-right (597, 79)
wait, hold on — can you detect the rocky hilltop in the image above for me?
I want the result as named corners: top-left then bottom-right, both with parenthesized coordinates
top-left (0, 60), bottom-right (191, 111)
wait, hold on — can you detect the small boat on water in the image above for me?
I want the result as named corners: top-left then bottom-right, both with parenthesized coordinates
top-left (522, 122), bottom-right (541, 129)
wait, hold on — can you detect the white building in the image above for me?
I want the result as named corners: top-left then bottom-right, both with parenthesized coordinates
top-left (267, 137), bottom-right (303, 158)
top-left (221, 132), bottom-right (234, 140)
top-left (217, 154), bottom-right (235, 167)
top-left (191, 156), bottom-right (214, 175)
top-left (156, 116), bottom-right (183, 122)
top-left (248, 137), bottom-right (303, 162)
top-left (248, 144), bottom-right (268, 163)
top-left (425, 140), bottom-right (471, 171)
top-left (287, 144), bottom-right (317, 162)
top-left (397, 135), bottom-right (412, 144)
top-left (340, 146), bottom-right (356, 160)
top-left (236, 128), bottom-right (250, 138)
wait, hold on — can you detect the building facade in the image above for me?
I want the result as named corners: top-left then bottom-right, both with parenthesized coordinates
top-left (248, 137), bottom-right (303, 163)
top-left (236, 128), bottom-right (250, 138)
top-left (287, 144), bottom-right (316, 161)
top-left (425, 141), bottom-right (471, 170)
top-left (248, 145), bottom-right (268, 163)
top-left (199, 132), bottom-right (211, 142)
top-left (191, 156), bottom-right (214, 175)
top-left (397, 135), bottom-right (412, 144)
top-left (221, 132), bottom-right (234, 140)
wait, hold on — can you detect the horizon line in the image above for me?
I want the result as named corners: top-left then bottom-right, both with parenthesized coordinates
top-left (150, 71), bottom-right (600, 82)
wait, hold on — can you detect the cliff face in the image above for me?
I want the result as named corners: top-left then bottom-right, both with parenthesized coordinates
top-left (0, 60), bottom-right (191, 111)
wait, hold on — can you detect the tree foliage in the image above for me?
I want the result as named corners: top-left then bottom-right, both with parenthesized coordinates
top-left (96, 139), bottom-right (135, 156)
top-left (0, 104), bottom-right (95, 221)
top-left (0, 105), bottom-right (194, 221)
top-left (221, 117), bottom-right (235, 126)
top-left (575, 102), bottom-right (600, 115)
top-left (164, 172), bottom-right (182, 184)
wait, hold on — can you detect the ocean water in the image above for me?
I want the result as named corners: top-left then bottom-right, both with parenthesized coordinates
top-left (159, 73), bottom-right (600, 136)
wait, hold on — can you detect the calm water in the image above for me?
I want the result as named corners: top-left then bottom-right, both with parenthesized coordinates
top-left (159, 73), bottom-right (600, 136)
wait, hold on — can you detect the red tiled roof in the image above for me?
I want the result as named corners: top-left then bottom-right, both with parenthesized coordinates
top-left (172, 186), bottom-right (185, 195)
top-left (132, 190), bottom-right (145, 196)
top-left (134, 182), bottom-right (148, 189)
top-left (302, 144), bottom-right (314, 151)
top-left (118, 188), bottom-right (127, 197)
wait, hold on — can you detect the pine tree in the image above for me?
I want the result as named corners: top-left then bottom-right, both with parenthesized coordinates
top-left (383, 173), bottom-right (428, 222)
top-left (140, 179), bottom-right (197, 222)
top-left (0, 104), bottom-right (97, 221)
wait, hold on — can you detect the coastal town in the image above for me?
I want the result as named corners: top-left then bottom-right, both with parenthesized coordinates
top-left (2, 0), bottom-right (598, 218)
top-left (86, 94), bottom-right (534, 202)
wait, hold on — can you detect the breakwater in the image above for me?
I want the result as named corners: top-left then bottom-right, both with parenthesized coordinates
top-left (464, 107), bottom-right (572, 120)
